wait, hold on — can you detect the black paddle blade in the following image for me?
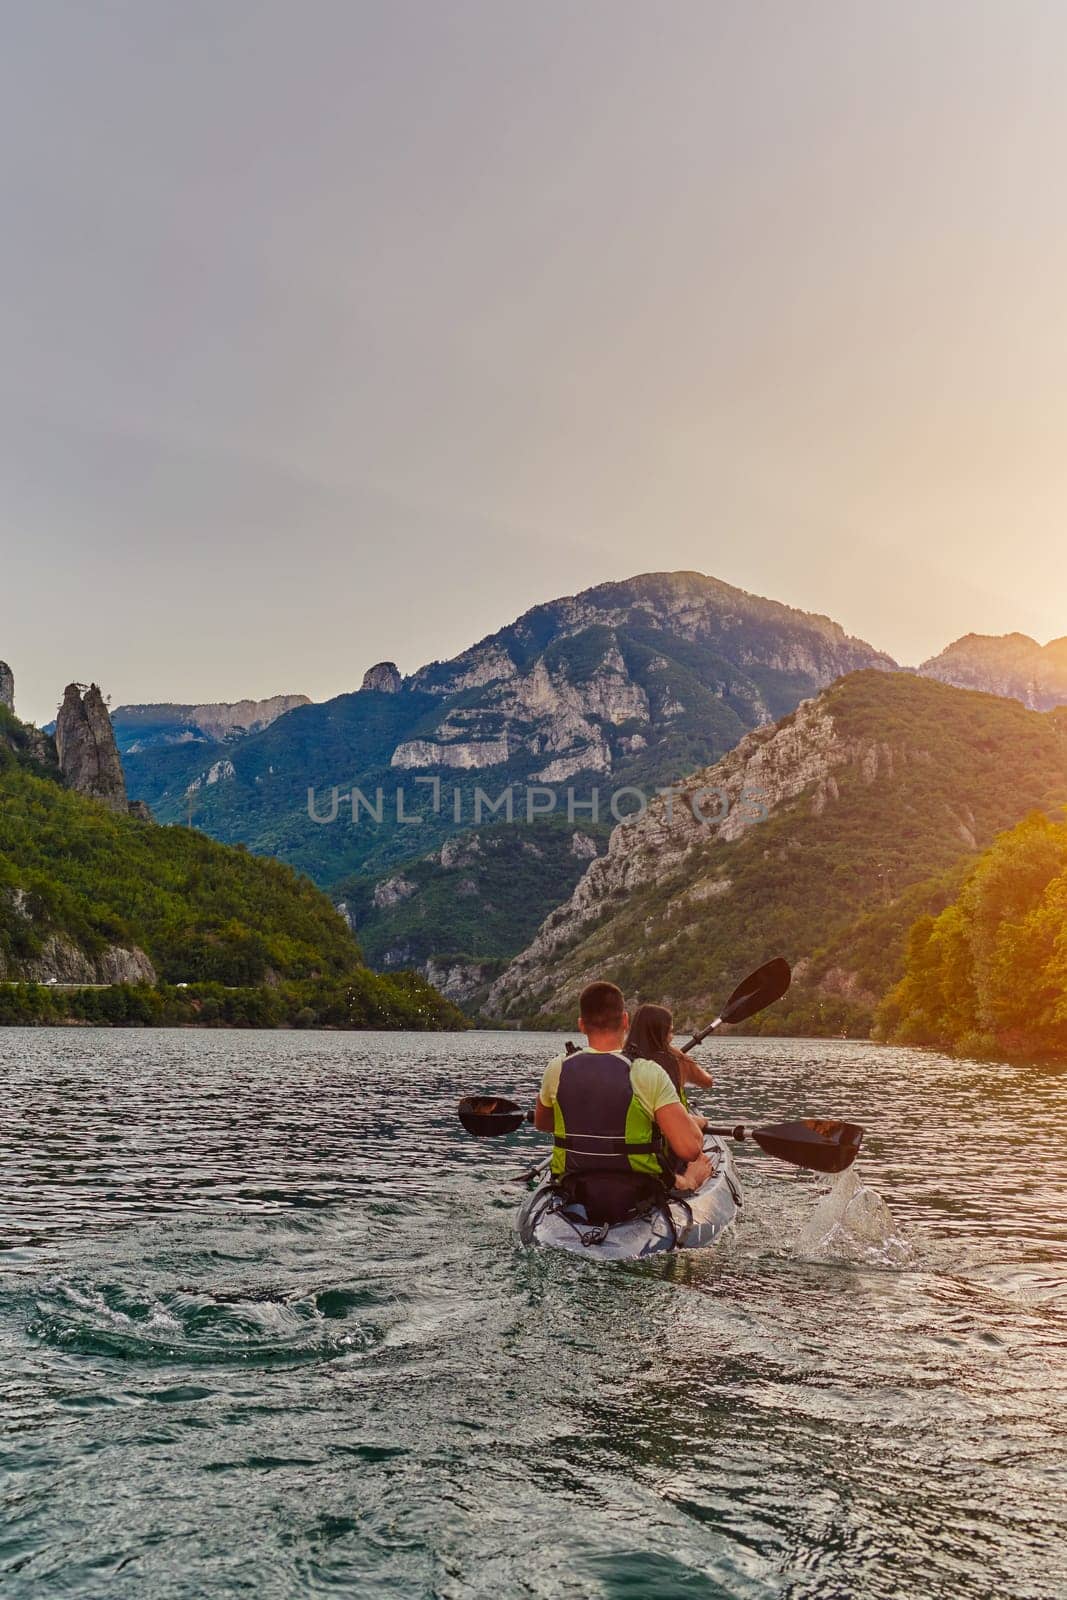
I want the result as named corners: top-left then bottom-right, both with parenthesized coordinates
top-left (720, 957), bottom-right (792, 1027)
top-left (751, 1118), bottom-right (864, 1174)
top-left (458, 1095), bottom-right (528, 1137)
top-left (679, 957), bottom-right (792, 1051)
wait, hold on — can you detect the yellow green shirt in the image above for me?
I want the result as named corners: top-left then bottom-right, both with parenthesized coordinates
top-left (539, 1048), bottom-right (680, 1119)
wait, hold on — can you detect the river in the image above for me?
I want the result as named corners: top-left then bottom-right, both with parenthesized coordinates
top-left (1, 1029), bottom-right (1064, 1598)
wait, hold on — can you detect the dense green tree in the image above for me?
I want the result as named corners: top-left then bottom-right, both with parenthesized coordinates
top-left (877, 812), bottom-right (1067, 1061)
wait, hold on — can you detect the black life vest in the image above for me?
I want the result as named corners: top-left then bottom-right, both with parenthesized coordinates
top-left (549, 1049), bottom-right (672, 1223)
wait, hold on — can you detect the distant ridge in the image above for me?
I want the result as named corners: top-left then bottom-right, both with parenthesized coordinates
top-left (919, 632), bottom-right (1067, 710)
top-left (110, 694), bottom-right (311, 752)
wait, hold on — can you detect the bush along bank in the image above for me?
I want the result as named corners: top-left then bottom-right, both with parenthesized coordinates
top-left (0, 970), bottom-right (468, 1030)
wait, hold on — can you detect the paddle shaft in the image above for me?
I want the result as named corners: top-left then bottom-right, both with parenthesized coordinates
top-left (509, 1118), bottom-right (861, 1178)
top-left (679, 1017), bottom-right (723, 1053)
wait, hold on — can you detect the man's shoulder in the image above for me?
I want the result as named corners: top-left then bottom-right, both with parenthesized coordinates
top-left (629, 1052), bottom-right (670, 1076)
top-left (629, 1054), bottom-right (680, 1109)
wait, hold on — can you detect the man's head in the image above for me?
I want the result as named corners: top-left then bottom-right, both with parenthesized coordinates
top-left (578, 980), bottom-right (628, 1050)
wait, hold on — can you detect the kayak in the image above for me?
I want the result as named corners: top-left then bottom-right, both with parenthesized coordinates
top-left (515, 1136), bottom-right (742, 1261)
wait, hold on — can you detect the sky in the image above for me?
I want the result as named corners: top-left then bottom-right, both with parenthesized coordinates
top-left (3, 0), bottom-right (1067, 726)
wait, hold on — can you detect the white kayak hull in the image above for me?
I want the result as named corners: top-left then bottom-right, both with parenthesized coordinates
top-left (515, 1136), bottom-right (742, 1261)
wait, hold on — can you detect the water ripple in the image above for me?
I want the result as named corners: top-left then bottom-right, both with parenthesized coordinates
top-left (0, 1028), bottom-right (1065, 1599)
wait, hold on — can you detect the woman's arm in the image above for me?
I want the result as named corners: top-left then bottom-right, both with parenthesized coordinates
top-left (679, 1052), bottom-right (714, 1089)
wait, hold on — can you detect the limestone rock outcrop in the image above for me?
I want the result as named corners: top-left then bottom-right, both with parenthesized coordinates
top-left (187, 695), bottom-right (310, 740)
top-left (0, 927), bottom-right (157, 986)
top-left (372, 874), bottom-right (418, 909)
top-left (422, 957), bottom-right (499, 1006)
top-left (55, 683), bottom-right (130, 813)
top-left (361, 661), bottom-right (403, 694)
top-left (0, 660), bottom-right (13, 713)
top-left (391, 735), bottom-right (512, 770)
top-left (570, 831), bottom-right (599, 860)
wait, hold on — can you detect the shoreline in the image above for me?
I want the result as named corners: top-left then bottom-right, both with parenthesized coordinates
top-left (2, 1017), bottom-right (1062, 1069)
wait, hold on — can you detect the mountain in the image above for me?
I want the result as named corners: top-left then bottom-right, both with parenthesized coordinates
top-left (486, 672), bottom-right (1067, 1033)
top-left (111, 693), bottom-right (311, 753)
top-left (877, 811), bottom-right (1067, 1062)
top-left (919, 633), bottom-right (1067, 710)
top-left (120, 571), bottom-right (896, 994)
top-left (333, 821), bottom-right (604, 997)
top-left (0, 698), bottom-right (462, 1029)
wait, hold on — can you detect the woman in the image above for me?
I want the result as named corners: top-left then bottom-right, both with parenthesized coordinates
top-left (624, 1003), bottom-right (714, 1107)
top-left (625, 1003), bottom-right (714, 1192)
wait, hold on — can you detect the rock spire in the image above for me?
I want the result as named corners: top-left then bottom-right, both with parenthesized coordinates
top-left (55, 683), bottom-right (131, 813)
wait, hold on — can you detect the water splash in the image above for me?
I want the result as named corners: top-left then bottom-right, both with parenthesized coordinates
top-left (794, 1166), bottom-right (911, 1267)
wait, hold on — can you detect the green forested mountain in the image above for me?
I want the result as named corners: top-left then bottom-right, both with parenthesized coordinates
top-left (334, 819), bottom-right (604, 983)
top-left (877, 812), bottom-right (1067, 1061)
top-left (487, 673), bottom-right (1067, 1035)
top-left (0, 704), bottom-right (463, 1029)
top-left (120, 571), bottom-right (894, 989)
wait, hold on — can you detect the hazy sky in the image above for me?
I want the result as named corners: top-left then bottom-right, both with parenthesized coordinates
top-left (3, 1), bottom-right (1066, 725)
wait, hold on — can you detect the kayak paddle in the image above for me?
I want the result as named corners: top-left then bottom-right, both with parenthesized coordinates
top-left (678, 956), bottom-right (792, 1051)
top-left (455, 959), bottom-right (866, 1173)
top-left (702, 1117), bottom-right (864, 1173)
top-left (457, 1099), bottom-right (864, 1173)
top-left (456, 958), bottom-right (794, 1141)
top-left (458, 1095), bottom-right (529, 1137)
top-left (503, 1119), bottom-right (864, 1182)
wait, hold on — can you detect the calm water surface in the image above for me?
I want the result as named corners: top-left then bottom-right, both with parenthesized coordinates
top-left (1, 1030), bottom-right (1064, 1599)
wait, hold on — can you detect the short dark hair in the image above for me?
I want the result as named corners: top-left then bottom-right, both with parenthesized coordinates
top-left (579, 980), bottom-right (626, 1030)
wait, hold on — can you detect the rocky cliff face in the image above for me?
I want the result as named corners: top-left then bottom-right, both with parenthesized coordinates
top-left (414, 571), bottom-right (894, 696)
top-left (55, 683), bottom-right (131, 813)
top-left (422, 957), bottom-right (501, 1006)
top-left (189, 695), bottom-right (311, 741)
top-left (486, 693), bottom-right (847, 1017)
top-left (0, 921), bottom-right (157, 986)
top-left (0, 660), bottom-right (13, 713)
top-left (919, 633), bottom-right (1067, 710)
top-left (127, 570), bottom-right (898, 834)
top-left (398, 571), bottom-right (896, 779)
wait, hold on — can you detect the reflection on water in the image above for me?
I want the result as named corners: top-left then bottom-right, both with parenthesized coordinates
top-left (0, 1029), bottom-right (1065, 1599)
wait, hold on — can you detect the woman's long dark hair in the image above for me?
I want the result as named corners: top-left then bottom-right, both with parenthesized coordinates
top-left (625, 1003), bottom-right (686, 1091)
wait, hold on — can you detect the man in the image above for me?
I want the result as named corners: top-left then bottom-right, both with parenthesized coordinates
top-left (532, 980), bottom-right (712, 1224)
